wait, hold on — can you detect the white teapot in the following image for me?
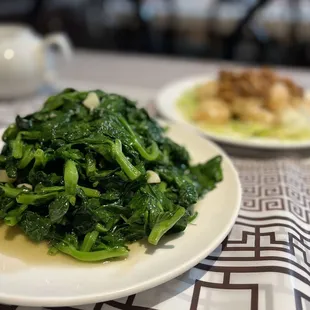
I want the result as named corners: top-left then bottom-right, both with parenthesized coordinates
top-left (0, 24), bottom-right (72, 98)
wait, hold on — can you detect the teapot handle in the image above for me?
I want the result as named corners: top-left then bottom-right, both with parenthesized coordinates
top-left (43, 33), bottom-right (72, 84)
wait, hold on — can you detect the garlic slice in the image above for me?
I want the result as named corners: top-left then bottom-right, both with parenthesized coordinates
top-left (17, 183), bottom-right (33, 190)
top-left (146, 170), bottom-right (161, 184)
top-left (0, 170), bottom-right (15, 183)
top-left (82, 92), bottom-right (100, 111)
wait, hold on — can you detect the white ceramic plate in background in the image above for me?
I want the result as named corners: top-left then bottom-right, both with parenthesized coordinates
top-left (0, 123), bottom-right (241, 307)
top-left (156, 75), bottom-right (310, 149)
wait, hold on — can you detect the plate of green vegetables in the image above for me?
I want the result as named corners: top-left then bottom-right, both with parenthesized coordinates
top-left (0, 89), bottom-right (241, 306)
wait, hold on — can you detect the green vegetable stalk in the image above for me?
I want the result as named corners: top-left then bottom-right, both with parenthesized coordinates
top-left (148, 207), bottom-right (186, 245)
top-left (111, 139), bottom-right (141, 180)
top-left (56, 243), bottom-right (129, 262)
top-left (64, 160), bottom-right (79, 205)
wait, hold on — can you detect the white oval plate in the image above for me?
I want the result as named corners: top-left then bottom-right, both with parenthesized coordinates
top-left (0, 123), bottom-right (241, 307)
top-left (156, 75), bottom-right (310, 149)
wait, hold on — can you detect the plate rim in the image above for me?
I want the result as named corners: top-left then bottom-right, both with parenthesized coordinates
top-left (0, 123), bottom-right (242, 307)
top-left (155, 74), bottom-right (310, 150)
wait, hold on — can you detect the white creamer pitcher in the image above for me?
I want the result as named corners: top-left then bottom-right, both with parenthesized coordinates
top-left (0, 24), bottom-right (72, 98)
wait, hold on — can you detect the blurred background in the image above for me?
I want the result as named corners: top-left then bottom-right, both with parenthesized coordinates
top-left (1, 0), bottom-right (310, 67)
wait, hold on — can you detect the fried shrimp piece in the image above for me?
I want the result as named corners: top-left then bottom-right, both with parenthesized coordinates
top-left (266, 82), bottom-right (291, 112)
top-left (233, 97), bottom-right (275, 125)
top-left (298, 96), bottom-right (310, 115)
top-left (196, 81), bottom-right (218, 101)
top-left (194, 98), bottom-right (231, 124)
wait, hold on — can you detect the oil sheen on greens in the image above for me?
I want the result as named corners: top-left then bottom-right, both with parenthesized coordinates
top-left (0, 89), bottom-right (222, 262)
